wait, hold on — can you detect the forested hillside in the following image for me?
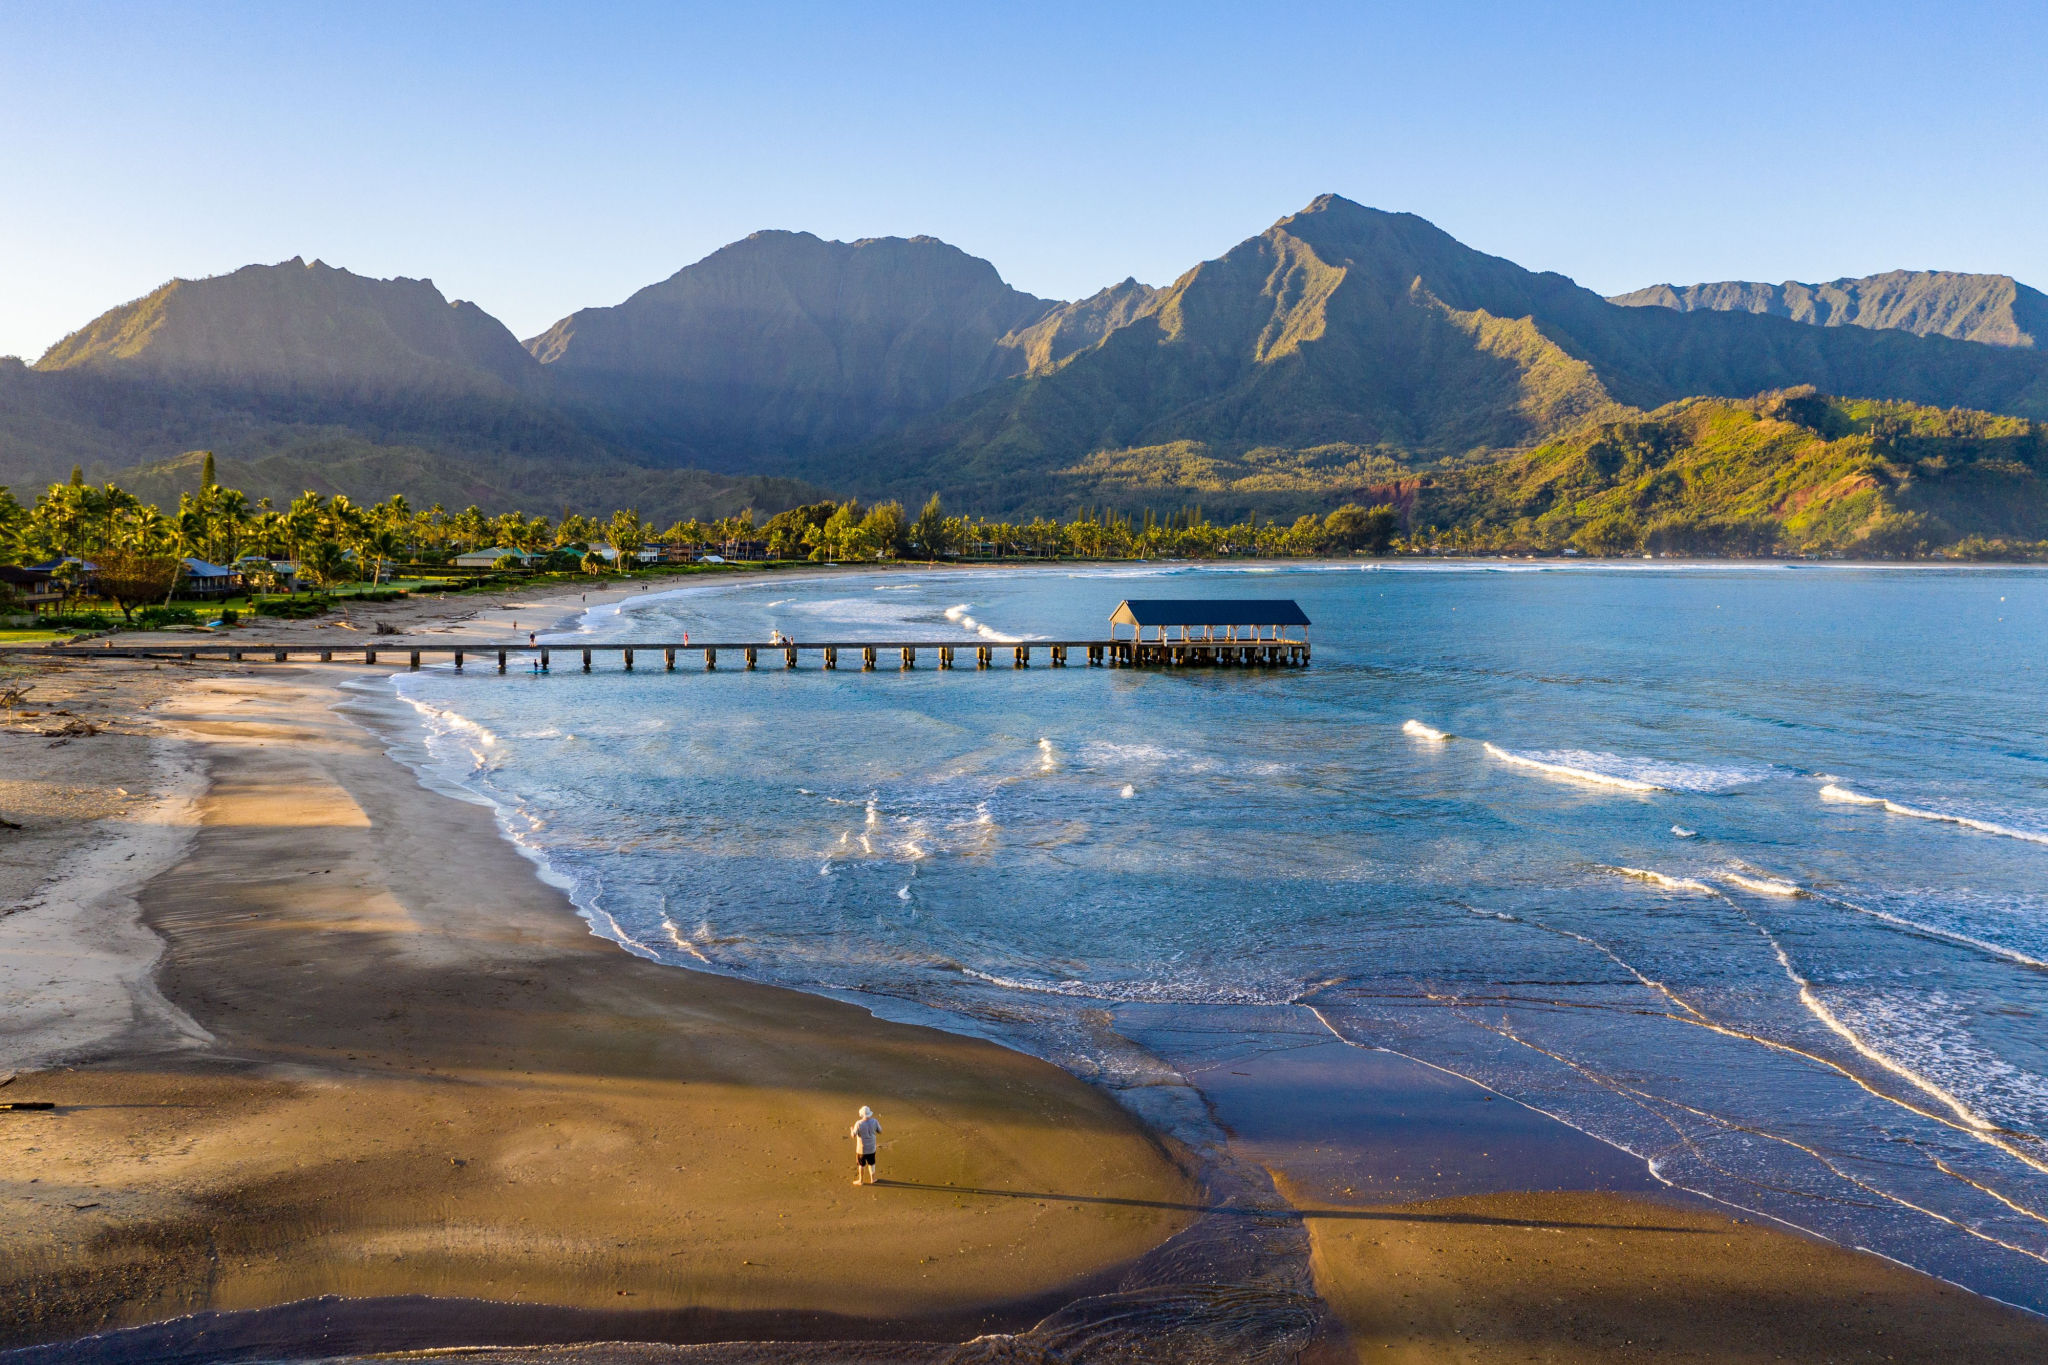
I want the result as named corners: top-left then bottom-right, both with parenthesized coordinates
top-left (1414, 389), bottom-right (2048, 556)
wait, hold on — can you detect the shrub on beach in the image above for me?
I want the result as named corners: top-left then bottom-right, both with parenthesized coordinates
top-left (255, 595), bottom-right (331, 619)
top-left (134, 604), bottom-right (201, 629)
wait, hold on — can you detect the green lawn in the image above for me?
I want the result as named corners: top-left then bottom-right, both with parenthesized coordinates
top-left (0, 629), bottom-right (74, 643)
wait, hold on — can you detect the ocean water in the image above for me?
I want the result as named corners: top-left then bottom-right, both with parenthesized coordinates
top-left (372, 561), bottom-right (2048, 1313)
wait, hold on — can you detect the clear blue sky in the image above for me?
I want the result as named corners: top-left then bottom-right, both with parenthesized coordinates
top-left (4, 1), bottom-right (2044, 360)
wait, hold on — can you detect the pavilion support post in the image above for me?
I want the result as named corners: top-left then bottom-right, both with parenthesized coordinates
top-left (901, 646), bottom-right (915, 669)
top-left (409, 650), bottom-right (421, 670)
top-left (623, 648), bottom-right (634, 671)
top-left (784, 646), bottom-right (798, 669)
top-left (320, 650), bottom-right (332, 663)
top-left (824, 646), bottom-right (838, 670)
top-left (705, 647), bottom-right (717, 670)
top-left (745, 646), bottom-right (757, 669)
top-left (862, 646), bottom-right (876, 671)
top-left (665, 648), bottom-right (675, 671)
top-left (582, 649), bottom-right (592, 672)
top-left (497, 650), bottom-right (507, 673)
top-left (365, 649), bottom-right (377, 665)
top-left (454, 650), bottom-right (465, 670)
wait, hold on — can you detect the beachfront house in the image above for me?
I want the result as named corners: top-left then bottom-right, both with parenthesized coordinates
top-left (0, 563), bottom-right (66, 614)
top-left (178, 557), bottom-right (241, 600)
top-left (453, 547), bottom-right (541, 569)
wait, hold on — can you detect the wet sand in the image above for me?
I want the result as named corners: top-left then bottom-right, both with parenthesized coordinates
top-left (1205, 1036), bottom-right (2048, 1361)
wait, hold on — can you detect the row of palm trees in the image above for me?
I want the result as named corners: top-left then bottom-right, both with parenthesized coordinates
top-left (1, 465), bottom-right (1406, 600)
top-left (1, 469), bottom-right (678, 586)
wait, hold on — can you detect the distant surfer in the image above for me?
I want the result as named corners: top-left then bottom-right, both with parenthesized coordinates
top-left (850, 1105), bottom-right (881, 1185)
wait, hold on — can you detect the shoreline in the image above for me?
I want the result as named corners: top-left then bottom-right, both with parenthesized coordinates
top-left (0, 659), bottom-right (1200, 1356)
top-left (4, 574), bottom-right (2048, 1359)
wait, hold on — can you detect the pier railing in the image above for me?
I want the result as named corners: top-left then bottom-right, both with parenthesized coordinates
top-left (2, 637), bottom-right (1310, 671)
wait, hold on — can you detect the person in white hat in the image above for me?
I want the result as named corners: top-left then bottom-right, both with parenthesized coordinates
top-left (850, 1105), bottom-right (881, 1185)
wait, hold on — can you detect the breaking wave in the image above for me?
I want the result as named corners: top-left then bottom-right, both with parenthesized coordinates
top-left (1482, 743), bottom-right (1765, 793)
top-left (1821, 783), bottom-right (2048, 848)
top-left (1402, 719), bottom-right (1450, 741)
top-left (1606, 865), bottom-right (1714, 894)
top-left (1723, 869), bottom-right (1803, 898)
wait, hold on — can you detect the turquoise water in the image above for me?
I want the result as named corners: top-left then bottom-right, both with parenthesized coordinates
top-left (378, 562), bottom-right (2048, 1312)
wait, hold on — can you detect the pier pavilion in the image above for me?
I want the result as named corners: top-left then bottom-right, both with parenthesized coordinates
top-left (1107, 599), bottom-right (1310, 666)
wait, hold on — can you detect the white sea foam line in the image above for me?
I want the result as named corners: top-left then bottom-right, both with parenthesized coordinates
top-left (1717, 896), bottom-right (2048, 1184)
top-left (1482, 742), bottom-right (1660, 791)
top-left (1482, 893), bottom-right (2048, 1194)
top-left (1821, 783), bottom-right (2048, 848)
top-left (660, 915), bottom-right (714, 965)
top-left (1312, 997), bottom-right (2048, 1267)
top-left (1402, 719), bottom-right (1450, 742)
top-left (1605, 866), bottom-right (1714, 894)
top-left (1805, 889), bottom-right (2048, 971)
top-left (1722, 871), bottom-right (1803, 898)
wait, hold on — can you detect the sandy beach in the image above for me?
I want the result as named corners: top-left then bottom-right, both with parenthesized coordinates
top-left (4, 572), bottom-right (2047, 1361)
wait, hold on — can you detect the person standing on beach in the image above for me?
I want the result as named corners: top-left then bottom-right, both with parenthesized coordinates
top-left (850, 1105), bottom-right (881, 1185)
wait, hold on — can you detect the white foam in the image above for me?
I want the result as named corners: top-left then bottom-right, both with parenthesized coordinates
top-left (1402, 719), bottom-right (1451, 742)
top-left (1723, 870), bottom-right (1803, 898)
top-left (1119, 784), bottom-right (1135, 799)
top-left (1607, 866), bottom-right (1714, 894)
top-left (1483, 743), bottom-right (1764, 793)
top-left (1821, 784), bottom-right (2048, 848)
top-left (1811, 889), bottom-right (2048, 971)
top-left (1671, 826), bottom-right (1697, 838)
top-left (1482, 743), bottom-right (1660, 791)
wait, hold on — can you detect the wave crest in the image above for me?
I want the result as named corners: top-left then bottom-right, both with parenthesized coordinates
top-left (1822, 784), bottom-right (2048, 848)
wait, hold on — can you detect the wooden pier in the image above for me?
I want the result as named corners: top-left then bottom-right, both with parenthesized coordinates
top-left (4, 599), bottom-right (1313, 673)
top-left (1, 636), bottom-right (1309, 670)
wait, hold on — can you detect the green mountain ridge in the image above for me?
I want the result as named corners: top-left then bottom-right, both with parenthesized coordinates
top-left (1611, 271), bottom-right (2048, 350)
top-left (833, 196), bottom-right (2048, 516)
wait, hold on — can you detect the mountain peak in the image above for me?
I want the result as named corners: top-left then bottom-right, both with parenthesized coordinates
top-left (35, 258), bottom-right (535, 388)
top-left (521, 228), bottom-right (1060, 464)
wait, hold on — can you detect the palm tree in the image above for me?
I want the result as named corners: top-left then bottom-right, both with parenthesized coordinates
top-left (302, 540), bottom-right (350, 589)
top-left (364, 529), bottom-right (403, 586)
top-left (606, 508), bottom-right (646, 572)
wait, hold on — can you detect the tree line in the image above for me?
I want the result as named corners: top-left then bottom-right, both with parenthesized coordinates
top-left (0, 460), bottom-right (1404, 619)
